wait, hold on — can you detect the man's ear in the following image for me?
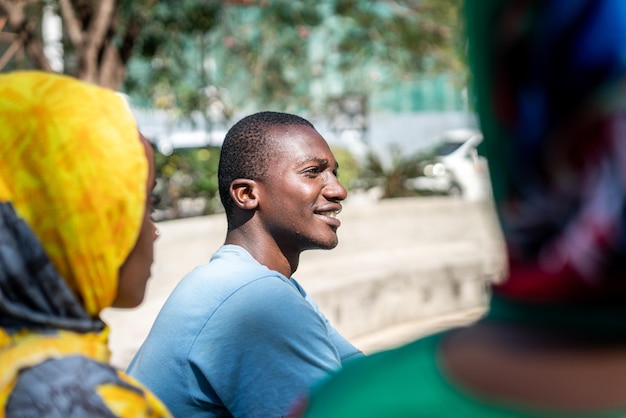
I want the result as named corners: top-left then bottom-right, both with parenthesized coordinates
top-left (230, 179), bottom-right (259, 210)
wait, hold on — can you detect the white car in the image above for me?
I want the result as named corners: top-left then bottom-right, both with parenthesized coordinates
top-left (405, 129), bottom-right (492, 201)
top-left (153, 129), bottom-right (227, 155)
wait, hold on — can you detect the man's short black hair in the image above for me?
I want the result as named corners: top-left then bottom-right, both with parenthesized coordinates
top-left (218, 111), bottom-right (315, 218)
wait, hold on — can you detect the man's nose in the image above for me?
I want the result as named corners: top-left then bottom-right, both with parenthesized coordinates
top-left (325, 176), bottom-right (348, 201)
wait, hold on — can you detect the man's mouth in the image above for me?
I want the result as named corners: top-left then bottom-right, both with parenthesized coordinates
top-left (314, 207), bottom-right (342, 227)
top-left (316, 209), bottom-right (341, 219)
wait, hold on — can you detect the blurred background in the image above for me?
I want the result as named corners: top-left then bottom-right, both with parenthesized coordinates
top-left (0, 0), bottom-right (488, 218)
top-left (0, 0), bottom-right (505, 363)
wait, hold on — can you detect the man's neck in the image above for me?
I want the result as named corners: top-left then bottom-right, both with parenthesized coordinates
top-left (225, 230), bottom-right (300, 278)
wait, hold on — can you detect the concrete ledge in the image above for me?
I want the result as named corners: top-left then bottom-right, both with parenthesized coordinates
top-left (318, 258), bottom-right (491, 339)
top-left (352, 306), bottom-right (487, 354)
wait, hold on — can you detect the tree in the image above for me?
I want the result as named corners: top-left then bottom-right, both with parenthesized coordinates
top-left (0, 0), bottom-right (465, 112)
top-left (124, 1), bottom-right (327, 116)
top-left (124, 0), bottom-right (465, 115)
top-left (1, 0), bottom-right (146, 88)
top-left (0, 0), bottom-right (228, 89)
top-left (358, 143), bottom-right (425, 198)
top-left (331, 0), bottom-right (466, 88)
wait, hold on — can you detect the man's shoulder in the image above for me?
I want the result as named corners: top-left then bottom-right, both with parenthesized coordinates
top-left (153, 257), bottom-right (303, 336)
top-left (181, 245), bottom-right (284, 286)
top-left (178, 260), bottom-right (288, 298)
top-left (211, 273), bottom-right (308, 315)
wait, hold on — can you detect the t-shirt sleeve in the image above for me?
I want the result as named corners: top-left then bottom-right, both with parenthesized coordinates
top-left (187, 275), bottom-right (344, 418)
top-left (300, 290), bottom-right (363, 362)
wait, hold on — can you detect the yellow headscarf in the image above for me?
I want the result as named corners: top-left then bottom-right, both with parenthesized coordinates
top-left (0, 70), bottom-right (146, 316)
top-left (0, 72), bottom-right (172, 417)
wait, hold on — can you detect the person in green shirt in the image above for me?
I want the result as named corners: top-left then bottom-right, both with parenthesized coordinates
top-left (292, 1), bottom-right (626, 416)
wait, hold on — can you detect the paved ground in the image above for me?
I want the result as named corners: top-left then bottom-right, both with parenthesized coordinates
top-left (102, 195), bottom-right (505, 369)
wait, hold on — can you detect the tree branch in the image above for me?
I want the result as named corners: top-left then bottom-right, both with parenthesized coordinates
top-left (23, 27), bottom-right (51, 70)
top-left (0, 0), bottom-right (25, 27)
top-left (0, 36), bottom-right (22, 70)
top-left (59, 0), bottom-right (83, 46)
top-left (118, 13), bottom-right (141, 63)
top-left (0, 0), bottom-right (51, 71)
top-left (88, 0), bottom-right (115, 51)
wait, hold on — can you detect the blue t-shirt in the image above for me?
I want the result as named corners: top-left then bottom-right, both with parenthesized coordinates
top-left (128, 245), bottom-right (361, 418)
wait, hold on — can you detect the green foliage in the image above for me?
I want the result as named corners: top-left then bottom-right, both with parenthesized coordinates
top-left (152, 146), bottom-right (222, 220)
top-left (358, 144), bottom-right (428, 198)
top-left (330, 146), bottom-right (362, 191)
top-left (123, 0), bottom-right (466, 117)
top-left (332, 0), bottom-right (464, 77)
top-left (135, 1), bottom-right (222, 46)
top-left (124, 1), bottom-right (326, 116)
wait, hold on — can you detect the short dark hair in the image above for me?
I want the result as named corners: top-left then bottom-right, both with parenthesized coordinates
top-left (218, 111), bottom-right (315, 218)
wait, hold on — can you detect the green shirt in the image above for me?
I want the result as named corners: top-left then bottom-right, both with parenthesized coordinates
top-left (301, 331), bottom-right (626, 418)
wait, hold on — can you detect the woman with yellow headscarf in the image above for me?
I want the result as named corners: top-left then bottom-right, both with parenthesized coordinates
top-left (0, 71), bottom-right (171, 417)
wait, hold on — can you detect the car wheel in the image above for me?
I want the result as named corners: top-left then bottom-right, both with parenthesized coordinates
top-left (448, 185), bottom-right (463, 198)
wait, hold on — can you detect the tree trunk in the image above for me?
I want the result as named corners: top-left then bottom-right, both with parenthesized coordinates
top-left (0, 0), bottom-right (142, 90)
top-left (0, 0), bottom-right (52, 71)
top-left (98, 42), bottom-right (125, 89)
top-left (60, 0), bottom-right (116, 85)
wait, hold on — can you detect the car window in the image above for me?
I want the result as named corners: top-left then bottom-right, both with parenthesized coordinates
top-left (435, 142), bottom-right (463, 156)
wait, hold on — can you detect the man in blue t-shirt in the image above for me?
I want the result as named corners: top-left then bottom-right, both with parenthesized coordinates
top-left (128, 111), bottom-right (362, 418)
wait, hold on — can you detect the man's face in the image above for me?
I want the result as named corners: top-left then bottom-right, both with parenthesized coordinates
top-left (256, 125), bottom-right (348, 253)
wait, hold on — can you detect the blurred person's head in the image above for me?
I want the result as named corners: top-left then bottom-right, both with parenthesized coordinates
top-left (467, 0), bottom-right (626, 303)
